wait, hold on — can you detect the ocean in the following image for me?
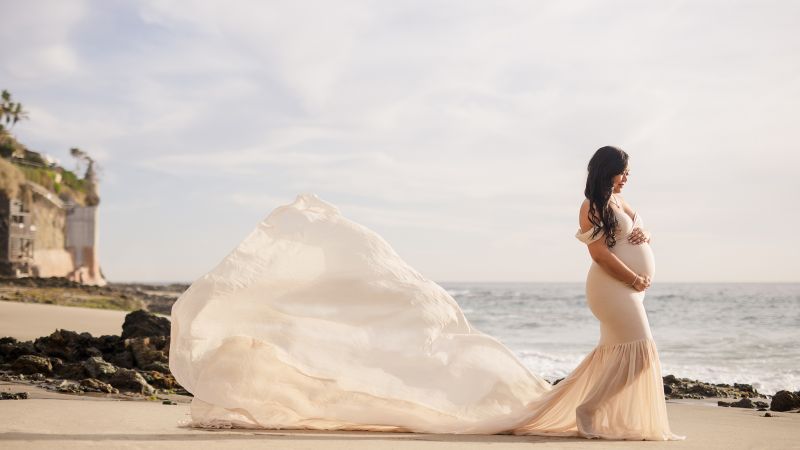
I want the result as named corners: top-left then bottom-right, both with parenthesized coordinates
top-left (439, 282), bottom-right (800, 396)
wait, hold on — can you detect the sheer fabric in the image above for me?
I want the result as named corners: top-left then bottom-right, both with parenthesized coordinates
top-left (169, 193), bottom-right (685, 440)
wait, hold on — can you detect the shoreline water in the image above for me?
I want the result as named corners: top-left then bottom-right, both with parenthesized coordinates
top-left (441, 281), bottom-right (800, 396)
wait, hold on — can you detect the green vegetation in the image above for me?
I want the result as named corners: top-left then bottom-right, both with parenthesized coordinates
top-left (0, 89), bottom-right (99, 206)
top-left (0, 286), bottom-right (147, 311)
top-left (0, 89), bottom-right (28, 132)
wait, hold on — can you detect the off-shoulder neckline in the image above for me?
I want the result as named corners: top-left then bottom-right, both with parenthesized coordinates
top-left (577, 207), bottom-right (638, 236)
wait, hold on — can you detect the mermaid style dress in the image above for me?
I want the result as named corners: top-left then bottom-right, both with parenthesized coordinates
top-left (168, 193), bottom-right (685, 440)
top-left (509, 206), bottom-right (685, 440)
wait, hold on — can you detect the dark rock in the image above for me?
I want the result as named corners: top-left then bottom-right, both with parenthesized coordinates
top-left (730, 397), bottom-right (754, 408)
top-left (662, 376), bottom-right (766, 400)
top-left (718, 401), bottom-right (731, 407)
top-left (125, 337), bottom-right (168, 370)
top-left (688, 383), bottom-right (722, 397)
top-left (54, 362), bottom-right (88, 379)
top-left (0, 392), bottom-right (28, 400)
top-left (48, 356), bottom-right (64, 373)
top-left (754, 400), bottom-right (768, 408)
top-left (34, 329), bottom-right (94, 362)
top-left (85, 346), bottom-right (103, 358)
top-left (140, 370), bottom-right (176, 390)
top-left (121, 310), bottom-right (170, 339)
top-left (11, 355), bottom-right (52, 375)
top-left (162, 399), bottom-right (177, 405)
top-left (758, 407), bottom-right (768, 411)
top-left (764, 412), bottom-right (773, 417)
top-left (733, 383), bottom-right (759, 397)
top-left (0, 337), bottom-right (36, 360)
top-left (770, 390), bottom-right (800, 412)
top-left (82, 356), bottom-right (118, 379)
top-left (80, 378), bottom-right (119, 394)
top-left (54, 379), bottom-right (84, 394)
top-left (108, 368), bottom-right (155, 395)
top-left (143, 361), bottom-right (170, 373)
top-left (106, 350), bottom-right (135, 369)
top-left (95, 335), bottom-right (121, 353)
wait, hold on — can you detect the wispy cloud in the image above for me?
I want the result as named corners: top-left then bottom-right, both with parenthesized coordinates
top-left (2, 0), bottom-right (798, 281)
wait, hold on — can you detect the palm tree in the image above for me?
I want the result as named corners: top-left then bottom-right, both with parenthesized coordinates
top-left (0, 90), bottom-right (30, 132)
top-left (70, 147), bottom-right (100, 206)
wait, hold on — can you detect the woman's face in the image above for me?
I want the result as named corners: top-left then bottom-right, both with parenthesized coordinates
top-left (611, 167), bottom-right (629, 194)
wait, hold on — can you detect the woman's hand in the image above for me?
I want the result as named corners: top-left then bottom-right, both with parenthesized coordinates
top-left (628, 227), bottom-right (651, 245)
top-left (631, 274), bottom-right (651, 292)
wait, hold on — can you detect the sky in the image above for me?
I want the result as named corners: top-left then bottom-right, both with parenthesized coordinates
top-left (1, 0), bottom-right (798, 283)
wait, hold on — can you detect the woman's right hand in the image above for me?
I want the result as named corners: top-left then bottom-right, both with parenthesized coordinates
top-left (631, 274), bottom-right (651, 292)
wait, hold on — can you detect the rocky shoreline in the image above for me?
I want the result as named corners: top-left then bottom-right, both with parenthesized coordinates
top-left (0, 309), bottom-right (186, 404)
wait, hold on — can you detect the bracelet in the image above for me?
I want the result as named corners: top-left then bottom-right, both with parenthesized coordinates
top-left (628, 274), bottom-right (638, 287)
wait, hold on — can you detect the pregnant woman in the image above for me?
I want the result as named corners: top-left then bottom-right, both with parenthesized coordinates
top-left (169, 146), bottom-right (685, 441)
top-left (509, 145), bottom-right (685, 440)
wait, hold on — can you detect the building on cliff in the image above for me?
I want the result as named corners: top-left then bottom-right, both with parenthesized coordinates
top-left (0, 147), bottom-right (105, 286)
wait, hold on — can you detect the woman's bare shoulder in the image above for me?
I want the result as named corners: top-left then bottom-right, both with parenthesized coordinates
top-left (578, 198), bottom-right (593, 232)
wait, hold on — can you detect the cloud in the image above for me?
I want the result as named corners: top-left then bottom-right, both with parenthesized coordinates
top-left (1, 0), bottom-right (798, 281)
top-left (0, 0), bottom-right (87, 79)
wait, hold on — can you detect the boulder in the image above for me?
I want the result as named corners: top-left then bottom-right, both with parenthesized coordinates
top-left (0, 392), bottom-right (29, 400)
top-left (106, 349), bottom-right (135, 369)
top-left (108, 368), bottom-right (155, 395)
top-left (730, 397), bottom-right (754, 408)
top-left (125, 337), bottom-right (168, 370)
top-left (82, 356), bottom-right (118, 379)
top-left (11, 354), bottom-right (52, 375)
top-left (55, 361), bottom-right (88, 379)
top-left (0, 337), bottom-right (36, 361)
top-left (80, 378), bottom-right (119, 394)
top-left (140, 370), bottom-right (177, 390)
top-left (121, 310), bottom-right (170, 339)
top-left (34, 329), bottom-right (94, 362)
top-left (770, 390), bottom-right (800, 412)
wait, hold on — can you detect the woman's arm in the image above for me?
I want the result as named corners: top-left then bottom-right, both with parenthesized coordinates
top-left (579, 200), bottom-right (650, 291)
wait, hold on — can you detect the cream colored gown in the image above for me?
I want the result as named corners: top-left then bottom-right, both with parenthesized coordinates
top-left (510, 205), bottom-right (686, 440)
top-left (169, 193), bottom-right (686, 441)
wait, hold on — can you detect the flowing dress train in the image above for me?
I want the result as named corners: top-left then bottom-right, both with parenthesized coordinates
top-left (168, 193), bottom-right (686, 441)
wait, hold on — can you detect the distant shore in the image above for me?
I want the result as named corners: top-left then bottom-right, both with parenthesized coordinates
top-left (0, 276), bottom-right (186, 315)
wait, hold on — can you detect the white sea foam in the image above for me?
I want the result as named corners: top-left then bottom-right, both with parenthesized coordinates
top-left (442, 282), bottom-right (800, 396)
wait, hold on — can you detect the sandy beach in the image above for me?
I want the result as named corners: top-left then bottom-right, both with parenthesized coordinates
top-left (2, 300), bottom-right (799, 449)
top-left (0, 300), bottom-right (169, 340)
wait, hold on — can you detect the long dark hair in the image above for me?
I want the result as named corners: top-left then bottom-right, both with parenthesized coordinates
top-left (583, 146), bottom-right (629, 248)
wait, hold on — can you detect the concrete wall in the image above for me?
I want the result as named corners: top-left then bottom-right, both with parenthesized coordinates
top-left (65, 205), bottom-right (105, 286)
top-left (15, 181), bottom-right (107, 286)
top-left (29, 185), bottom-right (73, 278)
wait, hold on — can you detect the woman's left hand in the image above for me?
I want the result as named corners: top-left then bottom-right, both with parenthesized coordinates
top-left (628, 227), bottom-right (651, 245)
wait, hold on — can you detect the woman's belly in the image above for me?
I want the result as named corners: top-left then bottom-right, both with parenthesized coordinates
top-left (584, 240), bottom-right (656, 344)
top-left (610, 240), bottom-right (655, 279)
